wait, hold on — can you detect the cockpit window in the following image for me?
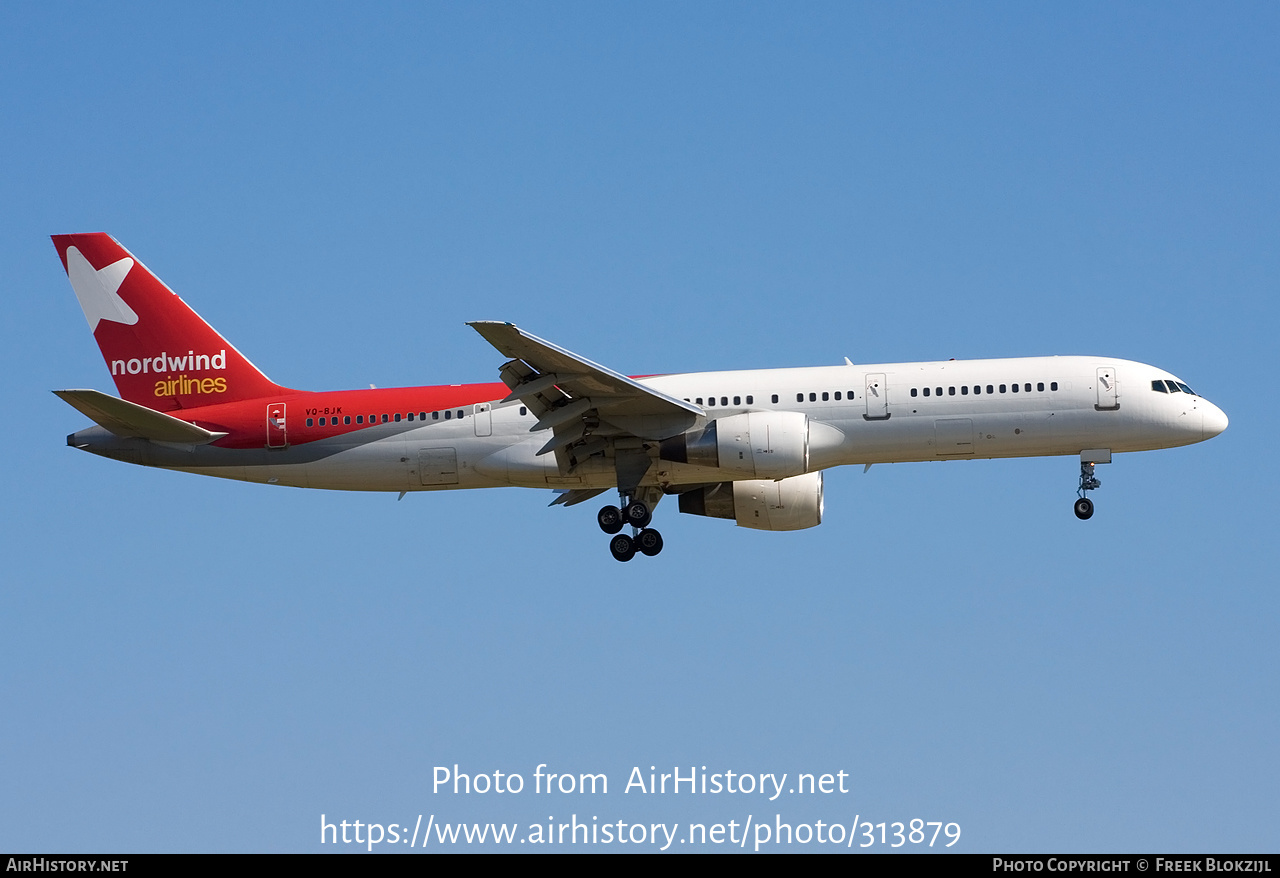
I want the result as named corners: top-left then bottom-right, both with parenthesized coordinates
top-left (1153, 378), bottom-right (1201, 396)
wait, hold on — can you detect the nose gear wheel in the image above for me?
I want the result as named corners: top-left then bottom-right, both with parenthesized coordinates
top-left (1075, 460), bottom-right (1102, 520)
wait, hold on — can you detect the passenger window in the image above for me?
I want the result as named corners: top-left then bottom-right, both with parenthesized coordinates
top-left (457, 410), bottom-right (464, 418)
top-left (1037, 382), bottom-right (1044, 392)
top-left (835, 391), bottom-right (842, 400)
top-left (395, 413), bottom-right (402, 422)
top-left (519, 407), bottom-right (526, 416)
top-left (306, 418), bottom-right (313, 427)
top-left (734, 396), bottom-right (741, 405)
top-left (345, 416), bottom-right (351, 425)
top-left (319, 417), bottom-right (326, 425)
top-left (696, 398), bottom-right (703, 404)
top-left (721, 397), bottom-right (728, 406)
top-left (923, 387), bottom-right (930, 397)
top-left (407, 413), bottom-right (414, 421)
top-left (911, 388), bottom-right (918, 397)
top-left (948, 387), bottom-right (956, 396)
top-left (445, 410), bottom-right (451, 419)
top-left (961, 386), bottom-right (969, 395)
top-left (420, 412), bottom-right (426, 420)
top-left (1051, 382), bottom-right (1058, 391)
top-left (433, 412), bottom-right (440, 420)
top-left (809, 393), bottom-right (816, 402)
top-left (771, 395), bottom-right (779, 404)
top-left (821, 392), bottom-right (829, 401)
top-left (357, 415), bottom-right (364, 424)
top-left (1024, 384), bottom-right (1031, 392)
top-left (973, 385), bottom-right (981, 395)
top-left (987, 385), bottom-right (994, 394)
top-left (999, 384), bottom-right (1007, 393)
top-left (935, 387), bottom-right (942, 397)
top-left (1012, 383), bottom-right (1019, 393)
top-left (746, 395), bottom-right (754, 404)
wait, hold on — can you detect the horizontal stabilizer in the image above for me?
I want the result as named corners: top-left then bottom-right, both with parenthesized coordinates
top-left (54, 389), bottom-right (227, 444)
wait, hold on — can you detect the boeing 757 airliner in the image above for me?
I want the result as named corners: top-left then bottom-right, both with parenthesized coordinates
top-left (53, 234), bottom-right (1228, 561)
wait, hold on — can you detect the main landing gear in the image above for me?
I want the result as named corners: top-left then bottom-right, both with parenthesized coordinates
top-left (598, 495), bottom-right (664, 561)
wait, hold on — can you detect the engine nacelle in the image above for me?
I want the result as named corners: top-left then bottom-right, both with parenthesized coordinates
top-left (660, 411), bottom-right (811, 480)
top-left (677, 471), bottom-right (824, 532)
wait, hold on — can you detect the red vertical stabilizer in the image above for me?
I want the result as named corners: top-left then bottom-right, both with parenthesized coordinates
top-left (52, 233), bottom-right (288, 412)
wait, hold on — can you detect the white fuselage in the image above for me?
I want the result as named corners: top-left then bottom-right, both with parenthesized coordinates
top-left (151, 355), bottom-right (1225, 493)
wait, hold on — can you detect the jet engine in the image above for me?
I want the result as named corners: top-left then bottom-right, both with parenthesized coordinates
top-left (659, 411), bottom-right (812, 480)
top-left (677, 471), bottom-right (824, 531)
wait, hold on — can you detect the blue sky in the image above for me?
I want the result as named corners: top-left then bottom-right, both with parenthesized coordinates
top-left (2, 2), bottom-right (1276, 852)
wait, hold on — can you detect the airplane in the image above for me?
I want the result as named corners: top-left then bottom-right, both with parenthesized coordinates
top-left (53, 233), bottom-right (1228, 561)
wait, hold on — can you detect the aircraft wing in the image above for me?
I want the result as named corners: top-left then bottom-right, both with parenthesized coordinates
top-left (468, 321), bottom-right (702, 455)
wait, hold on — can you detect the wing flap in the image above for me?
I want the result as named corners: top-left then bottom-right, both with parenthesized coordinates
top-left (549, 488), bottom-right (608, 507)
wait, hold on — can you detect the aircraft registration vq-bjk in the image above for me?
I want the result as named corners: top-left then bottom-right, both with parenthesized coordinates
top-left (54, 233), bottom-right (1228, 561)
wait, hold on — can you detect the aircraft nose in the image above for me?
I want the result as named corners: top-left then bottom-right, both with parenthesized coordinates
top-left (1203, 402), bottom-right (1228, 439)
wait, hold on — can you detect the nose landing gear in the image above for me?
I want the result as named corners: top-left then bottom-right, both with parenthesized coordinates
top-left (1075, 462), bottom-right (1100, 519)
top-left (1074, 450), bottom-right (1110, 520)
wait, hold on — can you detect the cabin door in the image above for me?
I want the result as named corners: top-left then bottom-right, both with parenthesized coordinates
top-left (473, 403), bottom-right (492, 437)
top-left (266, 403), bottom-right (287, 448)
top-left (1096, 367), bottom-right (1119, 411)
top-left (864, 373), bottom-right (888, 420)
